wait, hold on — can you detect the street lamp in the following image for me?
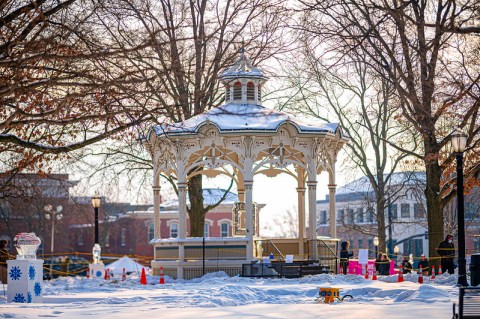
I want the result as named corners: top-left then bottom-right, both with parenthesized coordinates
top-left (91, 194), bottom-right (102, 264)
top-left (451, 127), bottom-right (468, 286)
top-left (373, 236), bottom-right (379, 258)
top-left (44, 204), bottom-right (63, 278)
top-left (394, 245), bottom-right (399, 255)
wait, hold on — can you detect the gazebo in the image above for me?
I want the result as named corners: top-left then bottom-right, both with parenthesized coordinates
top-left (145, 52), bottom-right (349, 279)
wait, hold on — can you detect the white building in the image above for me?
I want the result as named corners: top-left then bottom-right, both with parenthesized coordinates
top-left (316, 172), bottom-right (428, 258)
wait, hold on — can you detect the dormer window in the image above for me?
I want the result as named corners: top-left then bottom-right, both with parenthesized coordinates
top-left (233, 82), bottom-right (242, 100)
top-left (225, 84), bottom-right (230, 102)
top-left (247, 82), bottom-right (255, 100)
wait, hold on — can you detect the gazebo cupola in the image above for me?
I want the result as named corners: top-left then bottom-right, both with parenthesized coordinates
top-left (219, 49), bottom-right (268, 105)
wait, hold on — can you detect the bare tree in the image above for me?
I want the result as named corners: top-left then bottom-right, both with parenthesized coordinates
top-left (84, 0), bottom-right (292, 236)
top-left (298, 0), bottom-right (480, 268)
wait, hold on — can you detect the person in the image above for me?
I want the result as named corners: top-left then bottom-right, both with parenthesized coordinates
top-left (339, 241), bottom-right (353, 275)
top-left (418, 254), bottom-right (429, 276)
top-left (379, 253), bottom-right (391, 276)
top-left (0, 240), bottom-right (12, 284)
top-left (401, 256), bottom-right (412, 274)
top-left (374, 253), bottom-right (383, 274)
top-left (437, 234), bottom-right (455, 274)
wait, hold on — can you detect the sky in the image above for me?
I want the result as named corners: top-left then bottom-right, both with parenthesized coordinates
top-left (0, 269), bottom-right (461, 319)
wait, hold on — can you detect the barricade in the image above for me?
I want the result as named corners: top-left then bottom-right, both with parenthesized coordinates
top-left (159, 266), bottom-right (165, 284)
top-left (398, 265), bottom-right (404, 283)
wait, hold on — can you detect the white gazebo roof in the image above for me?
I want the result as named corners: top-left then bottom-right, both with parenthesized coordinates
top-left (152, 103), bottom-right (344, 137)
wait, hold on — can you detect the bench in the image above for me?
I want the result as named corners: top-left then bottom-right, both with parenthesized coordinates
top-left (453, 287), bottom-right (480, 319)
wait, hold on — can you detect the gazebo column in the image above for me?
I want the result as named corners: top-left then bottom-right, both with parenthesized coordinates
top-left (153, 184), bottom-right (161, 239)
top-left (244, 180), bottom-right (254, 260)
top-left (177, 178), bottom-right (187, 280)
top-left (307, 179), bottom-right (318, 260)
top-left (296, 168), bottom-right (306, 258)
top-left (328, 184), bottom-right (337, 239)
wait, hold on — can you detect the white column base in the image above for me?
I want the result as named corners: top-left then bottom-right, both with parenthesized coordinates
top-left (89, 263), bottom-right (105, 279)
top-left (7, 259), bottom-right (44, 303)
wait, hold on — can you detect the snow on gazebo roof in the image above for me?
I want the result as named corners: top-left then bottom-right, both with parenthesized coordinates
top-left (152, 103), bottom-right (343, 137)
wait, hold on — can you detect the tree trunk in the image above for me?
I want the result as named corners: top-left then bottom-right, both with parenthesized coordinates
top-left (187, 172), bottom-right (206, 237)
top-left (425, 144), bottom-right (444, 272)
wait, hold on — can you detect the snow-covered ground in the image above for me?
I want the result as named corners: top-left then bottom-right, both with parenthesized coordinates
top-left (0, 271), bottom-right (461, 318)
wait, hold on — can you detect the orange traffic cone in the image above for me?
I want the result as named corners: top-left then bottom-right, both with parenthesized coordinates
top-left (104, 268), bottom-right (111, 280)
top-left (86, 270), bottom-right (90, 279)
top-left (398, 265), bottom-right (404, 283)
top-left (438, 265), bottom-right (443, 276)
top-left (122, 268), bottom-right (126, 282)
top-left (159, 266), bottom-right (165, 284)
top-left (364, 265), bottom-right (369, 279)
top-left (372, 271), bottom-right (377, 280)
top-left (140, 267), bottom-right (147, 285)
top-left (418, 265), bottom-right (423, 284)
top-left (431, 265), bottom-right (436, 280)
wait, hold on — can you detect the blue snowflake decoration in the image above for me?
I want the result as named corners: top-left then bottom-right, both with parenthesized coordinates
top-left (34, 282), bottom-right (42, 296)
top-left (9, 266), bottom-right (22, 280)
top-left (12, 293), bottom-right (26, 303)
top-left (29, 266), bottom-right (36, 280)
top-left (27, 292), bottom-right (32, 303)
top-left (95, 270), bottom-right (102, 277)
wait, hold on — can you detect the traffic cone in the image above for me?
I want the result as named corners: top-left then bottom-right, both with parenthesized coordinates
top-left (140, 267), bottom-right (147, 285)
top-left (159, 266), bottom-right (165, 284)
top-left (86, 270), bottom-right (90, 279)
top-left (398, 265), bottom-right (404, 283)
top-left (431, 265), bottom-right (436, 280)
top-left (364, 265), bottom-right (369, 279)
top-left (372, 271), bottom-right (377, 280)
top-left (104, 268), bottom-right (111, 280)
top-left (418, 265), bottom-right (423, 284)
top-left (122, 268), bottom-right (126, 282)
top-left (438, 265), bottom-right (443, 276)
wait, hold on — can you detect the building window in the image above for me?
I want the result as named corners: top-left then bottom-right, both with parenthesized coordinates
top-left (414, 203), bottom-right (425, 219)
top-left (337, 209), bottom-right (344, 224)
top-left (319, 210), bottom-right (327, 224)
top-left (247, 82), bottom-right (255, 100)
top-left (347, 209), bottom-right (354, 224)
top-left (121, 228), bottom-right (126, 246)
top-left (257, 84), bottom-right (262, 101)
top-left (233, 81), bottom-right (242, 100)
top-left (357, 208), bottom-right (364, 223)
top-left (221, 222), bottom-right (229, 237)
top-left (401, 203), bottom-right (410, 218)
top-left (368, 209), bottom-right (374, 223)
top-left (390, 204), bottom-right (398, 220)
top-left (170, 223), bottom-right (178, 238)
top-left (368, 239), bottom-right (373, 258)
top-left (148, 223), bottom-right (155, 242)
top-left (358, 239), bottom-right (364, 249)
top-left (78, 233), bottom-right (84, 246)
top-left (474, 237), bottom-right (480, 253)
top-left (204, 223), bottom-right (210, 237)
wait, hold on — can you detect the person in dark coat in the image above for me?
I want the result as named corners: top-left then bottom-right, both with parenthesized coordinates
top-left (0, 240), bottom-right (12, 284)
top-left (339, 241), bottom-right (354, 275)
top-left (401, 257), bottom-right (413, 274)
top-left (378, 253), bottom-right (391, 276)
top-left (437, 234), bottom-right (455, 274)
top-left (374, 253), bottom-right (383, 274)
top-left (418, 254), bottom-right (429, 275)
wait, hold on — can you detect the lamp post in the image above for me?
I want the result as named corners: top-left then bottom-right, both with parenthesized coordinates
top-left (373, 236), bottom-right (379, 258)
top-left (91, 194), bottom-right (102, 264)
top-left (44, 204), bottom-right (63, 278)
top-left (451, 127), bottom-right (468, 287)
